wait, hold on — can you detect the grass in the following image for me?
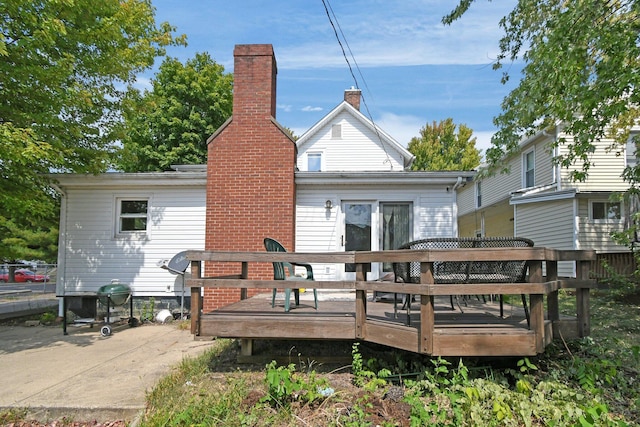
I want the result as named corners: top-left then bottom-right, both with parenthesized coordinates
top-left (133, 289), bottom-right (640, 426)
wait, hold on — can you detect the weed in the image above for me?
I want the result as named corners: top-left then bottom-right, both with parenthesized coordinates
top-left (351, 342), bottom-right (390, 389)
top-left (0, 408), bottom-right (28, 424)
top-left (39, 310), bottom-right (56, 324)
top-left (140, 297), bottom-right (155, 322)
top-left (260, 360), bottom-right (329, 407)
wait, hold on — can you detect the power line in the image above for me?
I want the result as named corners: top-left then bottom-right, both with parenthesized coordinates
top-left (320, 0), bottom-right (395, 169)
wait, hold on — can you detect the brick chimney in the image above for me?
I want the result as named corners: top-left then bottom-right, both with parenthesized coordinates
top-left (232, 44), bottom-right (278, 122)
top-left (344, 87), bottom-right (361, 111)
top-left (204, 44), bottom-right (296, 311)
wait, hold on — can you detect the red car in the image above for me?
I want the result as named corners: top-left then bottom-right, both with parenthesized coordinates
top-left (0, 269), bottom-right (50, 283)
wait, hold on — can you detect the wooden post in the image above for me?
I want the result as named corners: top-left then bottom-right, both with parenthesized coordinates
top-left (528, 260), bottom-right (544, 353)
top-left (546, 259), bottom-right (559, 336)
top-left (239, 261), bottom-right (252, 354)
top-left (420, 261), bottom-right (435, 354)
top-left (240, 261), bottom-right (248, 300)
top-left (190, 260), bottom-right (202, 336)
top-left (576, 260), bottom-right (591, 337)
top-left (355, 262), bottom-right (367, 339)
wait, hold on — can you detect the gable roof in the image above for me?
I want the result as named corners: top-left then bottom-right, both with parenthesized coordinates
top-left (296, 100), bottom-right (415, 169)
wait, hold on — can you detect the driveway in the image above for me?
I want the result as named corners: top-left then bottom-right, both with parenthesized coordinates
top-left (0, 322), bottom-right (215, 423)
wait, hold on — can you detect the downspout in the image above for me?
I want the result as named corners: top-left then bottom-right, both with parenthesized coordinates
top-left (452, 176), bottom-right (465, 191)
top-left (51, 183), bottom-right (67, 317)
top-left (452, 177), bottom-right (466, 235)
top-left (554, 127), bottom-right (562, 191)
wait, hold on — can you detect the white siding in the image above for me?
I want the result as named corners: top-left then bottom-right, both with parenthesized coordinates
top-left (576, 198), bottom-right (628, 252)
top-left (515, 199), bottom-right (576, 277)
top-left (296, 184), bottom-right (457, 280)
top-left (59, 186), bottom-right (205, 297)
top-left (297, 111), bottom-right (405, 172)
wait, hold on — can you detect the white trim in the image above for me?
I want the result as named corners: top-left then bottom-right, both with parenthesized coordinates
top-left (522, 148), bottom-right (535, 188)
top-left (113, 195), bottom-right (152, 239)
top-left (54, 186), bottom-right (67, 312)
top-left (50, 171), bottom-right (207, 188)
top-left (573, 198), bottom-right (580, 251)
top-left (589, 199), bottom-right (623, 223)
top-left (307, 151), bottom-right (324, 172)
top-left (296, 171), bottom-right (475, 186)
top-left (510, 189), bottom-right (577, 205)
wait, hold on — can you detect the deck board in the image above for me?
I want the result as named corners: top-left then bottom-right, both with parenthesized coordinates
top-left (198, 292), bottom-right (541, 355)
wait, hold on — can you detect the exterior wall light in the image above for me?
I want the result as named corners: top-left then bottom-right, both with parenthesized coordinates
top-left (325, 199), bottom-right (333, 210)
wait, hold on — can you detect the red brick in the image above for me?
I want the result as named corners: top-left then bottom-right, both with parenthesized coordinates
top-left (203, 44), bottom-right (296, 312)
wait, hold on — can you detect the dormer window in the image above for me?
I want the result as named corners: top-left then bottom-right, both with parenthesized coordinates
top-left (331, 124), bottom-right (342, 139)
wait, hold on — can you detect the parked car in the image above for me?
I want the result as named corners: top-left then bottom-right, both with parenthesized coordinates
top-left (0, 269), bottom-right (50, 283)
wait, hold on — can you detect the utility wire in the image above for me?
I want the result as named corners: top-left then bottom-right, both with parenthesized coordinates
top-left (321, 0), bottom-right (395, 169)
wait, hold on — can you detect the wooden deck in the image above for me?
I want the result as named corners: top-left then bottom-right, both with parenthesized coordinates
top-left (186, 247), bottom-right (597, 357)
top-left (201, 293), bottom-right (538, 356)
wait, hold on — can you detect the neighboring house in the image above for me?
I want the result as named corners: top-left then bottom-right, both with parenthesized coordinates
top-left (457, 125), bottom-right (636, 276)
top-left (52, 44), bottom-right (475, 312)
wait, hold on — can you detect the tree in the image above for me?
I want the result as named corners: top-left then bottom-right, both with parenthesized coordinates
top-left (407, 118), bottom-right (481, 171)
top-left (0, 0), bottom-right (185, 262)
top-left (444, 1), bottom-right (640, 177)
top-left (444, 0), bottom-right (640, 246)
top-left (117, 52), bottom-right (233, 171)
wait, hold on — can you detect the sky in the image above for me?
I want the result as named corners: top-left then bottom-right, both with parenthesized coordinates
top-left (144, 0), bottom-right (522, 156)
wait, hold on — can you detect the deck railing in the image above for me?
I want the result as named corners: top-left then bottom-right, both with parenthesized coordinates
top-left (185, 247), bottom-right (597, 356)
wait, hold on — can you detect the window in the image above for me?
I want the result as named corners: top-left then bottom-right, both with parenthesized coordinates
top-left (523, 150), bottom-right (535, 188)
top-left (476, 181), bottom-right (482, 208)
top-left (381, 203), bottom-right (412, 272)
top-left (591, 201), bottom-right (621, 221)
top-left (331, 124), bottom-right (342, 139)
top-left (117, 199), bottom-right (148, 234)
top-left (307, 152), bottom-right (322, 171)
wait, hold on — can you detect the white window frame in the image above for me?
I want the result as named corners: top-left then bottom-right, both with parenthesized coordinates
top-left (307, 152), bottom-right (323, 172)
top-left (522, 149), bottom-right (535, 188)
top-left (115, 197), bottom-right (150, 237)
top-left (589, 200), bottom-right (622, 223)
top-left (475, 181), bottom-right (482, 208)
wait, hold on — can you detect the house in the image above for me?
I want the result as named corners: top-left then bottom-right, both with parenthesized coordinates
top-left (52, 44), bottom-right (474, 314)
top-left (294, 88), bottom-right (474, 282)
top-left (456, 125), bottom-right (636, 277)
